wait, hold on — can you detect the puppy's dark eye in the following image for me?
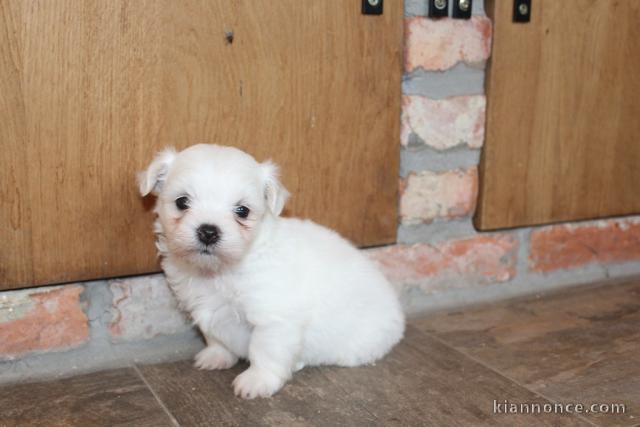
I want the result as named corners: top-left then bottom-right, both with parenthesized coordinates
top-left (234, 205), bottom-right (250, 219)
top-left (175, 196), bottom-right (190, 211)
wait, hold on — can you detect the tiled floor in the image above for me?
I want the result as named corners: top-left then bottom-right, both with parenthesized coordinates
top-left (1, 279), bottom-right (638, 426)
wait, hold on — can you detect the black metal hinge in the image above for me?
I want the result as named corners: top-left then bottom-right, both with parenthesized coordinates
top-left (451, 0), bottom-right (472, 19)
top-left (362, 0), bottom-right (383, 15)
top-left (428, 0), bottom-right (448, 18)
top-left (513, 0), bottom-right (531, 23)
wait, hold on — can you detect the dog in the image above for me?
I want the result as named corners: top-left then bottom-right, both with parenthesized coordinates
top-left (138, 144), bottom-right (405, 399)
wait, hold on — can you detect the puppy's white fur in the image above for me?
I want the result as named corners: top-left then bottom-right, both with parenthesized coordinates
top-left (139, 144), bottom-right (405, 399)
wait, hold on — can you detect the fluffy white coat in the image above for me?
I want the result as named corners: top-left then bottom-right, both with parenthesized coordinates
top-left (138, 144), bottom-right (404, 399)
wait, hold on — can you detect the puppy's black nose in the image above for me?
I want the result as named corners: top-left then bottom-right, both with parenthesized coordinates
top-left (197, 224), bottom-right (220, 246)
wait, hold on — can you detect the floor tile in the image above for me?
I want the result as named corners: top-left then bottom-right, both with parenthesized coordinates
top-left (414, 279), bottom-right (640, 426)
top-left (137, 359), bottom-right (376, 427)
top-left (0, 368), bottom-right (174, 427)
top-left (139, 326), bottom-right (588, 426)
top-left (320, 326), bottom-right (589, 426)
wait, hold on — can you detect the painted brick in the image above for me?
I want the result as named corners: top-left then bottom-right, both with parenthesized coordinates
top-left (368, 234), bottom-right (518, 293)
top-left (109, 275), bottom-right (192, 342)
top-left (401, 95), bottom-right (486, 150)
top-left (529, 218), bottom-right (640, 272)
top-left (405, 16), bottom-right (492, 72)
top-left (400, 168), bottom-right (478, 224)
top-left (0, 286), bottom-right (88, 358)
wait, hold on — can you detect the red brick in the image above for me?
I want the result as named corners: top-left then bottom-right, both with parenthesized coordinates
top-left (0, 286), bottom-right (88, 358)
top-left (401, 95), bottom-right (486, 149)
top-left (400, 169), bottom-right (478, 224)
top-left (529, 219), bottom-right (640, 272)
top-left (368, 234), bottom-right (518, 292)
top-left (404, 16), bottom-right (492, 72)
top-left (109, 275), bottom-right (191, 342)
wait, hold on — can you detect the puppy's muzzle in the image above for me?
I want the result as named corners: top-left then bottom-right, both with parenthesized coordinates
top-left (197, 224), bottom-right (221, 246)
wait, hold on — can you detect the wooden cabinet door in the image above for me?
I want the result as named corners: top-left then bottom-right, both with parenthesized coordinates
top-left (476, 0), bottom-right (640, 230)
top-left (0, 0), bottom-right (402, 289)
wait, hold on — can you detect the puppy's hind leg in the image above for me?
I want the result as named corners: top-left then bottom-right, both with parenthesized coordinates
top-left (194, 335), bottom-right (239, 371)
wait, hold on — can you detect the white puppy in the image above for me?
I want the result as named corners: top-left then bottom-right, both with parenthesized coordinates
top-left (138, 144), bottom-right (404, 399)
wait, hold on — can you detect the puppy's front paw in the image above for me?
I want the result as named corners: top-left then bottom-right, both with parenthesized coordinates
top-left (194, 344), bottom-right (238, 370)
top-left (232, 367), bottom-right (284, 399)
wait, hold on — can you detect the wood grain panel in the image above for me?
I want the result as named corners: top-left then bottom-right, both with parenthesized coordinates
top-left (0, 1), bottom-right (33, 285)
top-left (0, 1), bottom-right (402, 289)
top-left (477, 0), bottom-right (640, 230)
top-left (20, 1), bottom-right (164, 285)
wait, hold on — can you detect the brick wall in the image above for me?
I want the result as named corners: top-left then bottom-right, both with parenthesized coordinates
top-left (370, 1), bottom-right (640, 313)
top-left (2, 1), bottom-right (640, 375)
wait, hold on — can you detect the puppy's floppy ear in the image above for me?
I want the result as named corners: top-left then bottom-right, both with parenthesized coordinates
top-left (261, 160), bottom-right (290, 216)
top-left (137, 147), bottom-right (177, 196)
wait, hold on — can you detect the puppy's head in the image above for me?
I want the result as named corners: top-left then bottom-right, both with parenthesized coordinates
top-left (138, 144), bottom-right (289, 273)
